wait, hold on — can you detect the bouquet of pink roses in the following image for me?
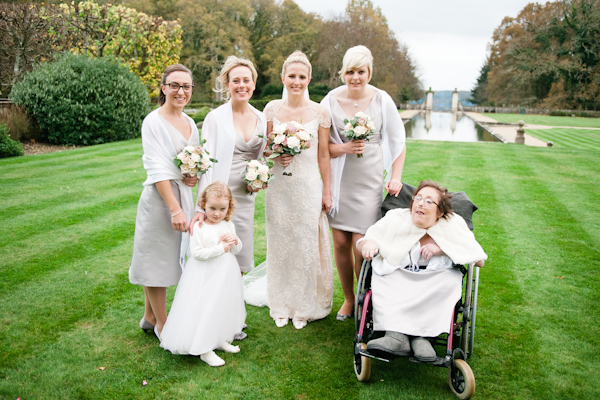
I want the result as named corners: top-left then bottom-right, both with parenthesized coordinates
top-left (242, 158), bottom-right (274, 194)
top-left (343, 111), bottom-right (375, 158)
top-left (173, 139), bottom-right (216, 176)
top-left (267, 120), bottom-right (311, 176)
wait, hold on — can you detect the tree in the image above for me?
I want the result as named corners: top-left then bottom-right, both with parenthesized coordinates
top-left (470, 61), bottom-right (489, 105)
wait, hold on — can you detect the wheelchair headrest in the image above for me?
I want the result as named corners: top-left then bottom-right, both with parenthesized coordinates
top-left (381, 183), bottom-right (478, 230)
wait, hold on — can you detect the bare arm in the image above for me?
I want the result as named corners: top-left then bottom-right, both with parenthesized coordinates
top-left (155, 180), bottom-right (188, 232)
top-left (318, 124), bottom-right (332, 213)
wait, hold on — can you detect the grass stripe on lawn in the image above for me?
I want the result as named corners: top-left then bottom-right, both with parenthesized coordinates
top-left (525, 128), bottom-right (600, 150)
top-left (483, 113), bottom-right (600, 129)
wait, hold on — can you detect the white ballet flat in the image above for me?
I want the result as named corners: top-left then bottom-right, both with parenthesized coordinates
top-left (200, 351), bottom-right (225, 367)
top-left (275, 318), bottom-right (288, 328)
top-left (292, 319), bottom-right (307, 330)
top-left (217, 342), bottom-right (240, 353)
top-left (153, 326), bottom-right (161, 341)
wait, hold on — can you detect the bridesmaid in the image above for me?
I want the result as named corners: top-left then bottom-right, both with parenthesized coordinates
top-left (130, 64), bottom-right (200, 338)
top-left (190, 56), bottom-right (267, 273)
top-left (321, 45), bottom-right (407, 321)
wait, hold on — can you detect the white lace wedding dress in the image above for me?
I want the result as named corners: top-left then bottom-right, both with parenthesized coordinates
top-left (244, 100), bottom-right (334, 323)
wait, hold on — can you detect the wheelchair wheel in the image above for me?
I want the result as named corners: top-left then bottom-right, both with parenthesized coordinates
top-left (447, 359), bottom-right (475, 399)
top-left (354, 342), bottom-right (371, 382)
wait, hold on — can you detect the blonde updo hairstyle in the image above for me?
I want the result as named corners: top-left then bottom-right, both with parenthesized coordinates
top-left (159, 64), bottom-right (193, 106)
top-left (281, 50), bottom-right (312, 79)
top-left (199, 181), bottom-right (236, 222)
top-left (214, 56), bottom-right (258, 101)
top-left (339, 45), bottom-right (373, 83)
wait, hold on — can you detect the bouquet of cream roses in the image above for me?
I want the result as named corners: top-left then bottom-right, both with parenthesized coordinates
top-left (173, 139), bottom-right (216, 176)
top-left (242, 158), bottom-right (274, 194)
top-left (343, 111), bottom-right (375, 158)
top-left (267, 120), bottom-right (311, 176)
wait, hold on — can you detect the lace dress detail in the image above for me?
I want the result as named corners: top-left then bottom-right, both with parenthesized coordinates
top-left (263, 99), bottom-right (334, 322)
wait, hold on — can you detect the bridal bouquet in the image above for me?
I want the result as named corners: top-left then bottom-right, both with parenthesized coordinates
top-left (174, 140), bottom-right (217, 176)
top-left (242, 158), bottom-right (274, 194)
top-left (267, 120), bottom-right (311, 176)
top-left (343, 111), bottom-right (375, 158)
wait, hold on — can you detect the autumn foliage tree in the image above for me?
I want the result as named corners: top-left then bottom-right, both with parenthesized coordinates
top-left (484, 0), bottom-right (600, 109)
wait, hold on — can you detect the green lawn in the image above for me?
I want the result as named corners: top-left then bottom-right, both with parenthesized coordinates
top-left (483, 113), bottom-right (600, 128)
top-left (1, 136), bottom-right (599, 399)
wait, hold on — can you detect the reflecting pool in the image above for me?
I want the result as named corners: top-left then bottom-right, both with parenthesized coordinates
top-left (404, 111), bottom-right (500, 142)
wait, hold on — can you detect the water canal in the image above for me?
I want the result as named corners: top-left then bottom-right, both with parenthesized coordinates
top-left (404, 111), bottom-right (500, 143)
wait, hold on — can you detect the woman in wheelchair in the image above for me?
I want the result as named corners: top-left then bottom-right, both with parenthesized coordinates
top-left (357, 180), bottom-right (486, 362)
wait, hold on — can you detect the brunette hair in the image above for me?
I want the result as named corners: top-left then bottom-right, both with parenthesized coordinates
top-left (158, 64), bottom-right (193, 106)
top-left (339, 45), bottom-right (373, 83)
top-left (409, 180), bottom-right (454, 220)
top-left (199, 181), bottom-right (235, 221)
top-left (281, 50), bottom-right (312, 78)
top-left (214, 56), bottom-right (258, 101)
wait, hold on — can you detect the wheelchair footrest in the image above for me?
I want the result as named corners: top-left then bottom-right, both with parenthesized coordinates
top-left (359, 349), bottom-right (391, 362)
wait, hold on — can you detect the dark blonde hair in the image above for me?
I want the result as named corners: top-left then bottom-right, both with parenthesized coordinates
top-left (214, 56), bottom-right (258, 101)
top-left (199, 181), bottom-right (235, 221)
top-left (158, 64), bottom-right (193, 106)
top-left (410, 180), bottom-right (454, 220)
top-left (339, 45), bottom-right (373, 83)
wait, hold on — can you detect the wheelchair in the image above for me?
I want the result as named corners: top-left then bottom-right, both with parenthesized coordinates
top-left (352, 184), bottom-right (481, 399)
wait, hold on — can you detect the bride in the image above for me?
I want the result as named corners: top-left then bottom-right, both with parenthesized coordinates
top-left (259, 50), bottom-right (334, 330)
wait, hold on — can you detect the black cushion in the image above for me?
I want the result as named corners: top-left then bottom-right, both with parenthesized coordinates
top-left (381, 183), bottom-right (478, 230)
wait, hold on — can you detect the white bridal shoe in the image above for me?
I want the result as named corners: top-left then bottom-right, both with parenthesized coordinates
top-left (217, 342), bottom-right (240, 353)
top-left (275, 318), bottom-right (288, 328)
top-left (200, 351), bottom-right (225, 367)
top-left (292, 318), bottom-right (307, 330)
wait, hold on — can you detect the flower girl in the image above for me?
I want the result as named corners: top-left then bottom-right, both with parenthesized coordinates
top-left (160, 181), bottom-right (246, 367)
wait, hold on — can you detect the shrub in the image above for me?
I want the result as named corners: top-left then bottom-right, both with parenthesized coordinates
top-left (193, 107), bottom-right (211, 123)
top-left (11, 53), bottom-right (150, 146)
top-left (0, 105), bottom-right (42, 142)
top-left (0, 125), bottom-right (24, 158)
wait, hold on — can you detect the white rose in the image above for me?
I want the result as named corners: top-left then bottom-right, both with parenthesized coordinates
top-left (201, 158), bottom-right (210, 170)
top-left (353, 125), bottom-right (367, 136)
top-left (367, 120), bottom-right (375, 130)
top-left (344, 123), bottom-right (353, 132)
top-left (245, 169), bottom-right (258, 181)
top-left (258, 164), bottom-right (269, 174)
top-left (248, 159), bottom-right (261, 168)
top-left (355, 111), bottom-right (367, 119)
top-left (260, 173), bottom-right (269, 182)
top-left (184, 145), bottom-right (195, 153)
top-left (297, 130), bottom-right (310, 141)
top-left (286, 136), bottom-right (300, 149)
top-left (187, 158), bottom-right (196, 167)
top-left (177, 152), bottom-right (187, 161)
top-left (273, 124), bottom-right (286, 134)
top-left (190, 152), bottom-right (201, 162)
top-left (274, 134), bottom-right (285, 144)
top-left (181, 164), bottom-right (192, 174)
top-left (251, 179), bottom-right (264, 190)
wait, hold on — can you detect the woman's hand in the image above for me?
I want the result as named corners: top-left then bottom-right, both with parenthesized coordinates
top-left (246, 184), bottom-right (261, 193)
top-left (171, 210), bottom-right (188, 232)
top-left (322, 192), bottom-right (332, 214)
top-left (276, 153), bottom-right (293, 167)
top-left (475, 260), bottom-right (485, 267)
top-left (183, 174), bottom-right (198, 188)
top-left (188, 212), bottom-right (206, 235)
top-left (385, 178), bottom-right (403, 197)
top-left (420, 243), bottom-right (443, 261)
top-left (346, 139), bottom-right (365, 156)
top-left (360, 239), bottom-right (379, 260)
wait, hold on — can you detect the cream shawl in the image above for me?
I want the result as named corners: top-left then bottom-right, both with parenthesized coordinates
top-left (198, 101), bottom-right (267, 195)
top-left (141, 108), bottom-right (199, 268)
top-left (364, 208), bottom-right (487, 266)
top-left (321, 85), bottom-right (406, 216)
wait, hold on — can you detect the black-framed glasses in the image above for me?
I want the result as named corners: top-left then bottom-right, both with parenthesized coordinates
top-left (414, 195), bottom-right (438, 208)
top-left (166, 82), bottom-right (194, 92)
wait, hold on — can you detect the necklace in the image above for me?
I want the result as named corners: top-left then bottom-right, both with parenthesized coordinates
top-left (354, 103), bottom-right (359, 107)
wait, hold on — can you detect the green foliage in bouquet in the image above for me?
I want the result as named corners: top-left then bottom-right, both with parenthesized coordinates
top-left (0, 124), bottom-right (24, 158)
top-left (11, 53), bottom-right (150, 146)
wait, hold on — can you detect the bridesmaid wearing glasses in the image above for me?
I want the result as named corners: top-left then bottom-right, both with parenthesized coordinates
top-left (130, 64), bottom-right (201, 339)
top-left (321, 46), bottom-right (407, 321)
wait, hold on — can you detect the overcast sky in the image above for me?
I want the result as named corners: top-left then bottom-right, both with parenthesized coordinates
top-left (295, 0), bottom-right (535, 92)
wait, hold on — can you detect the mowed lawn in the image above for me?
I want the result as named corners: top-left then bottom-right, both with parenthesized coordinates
top-left (1, 132), bottom-right (599, 399)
